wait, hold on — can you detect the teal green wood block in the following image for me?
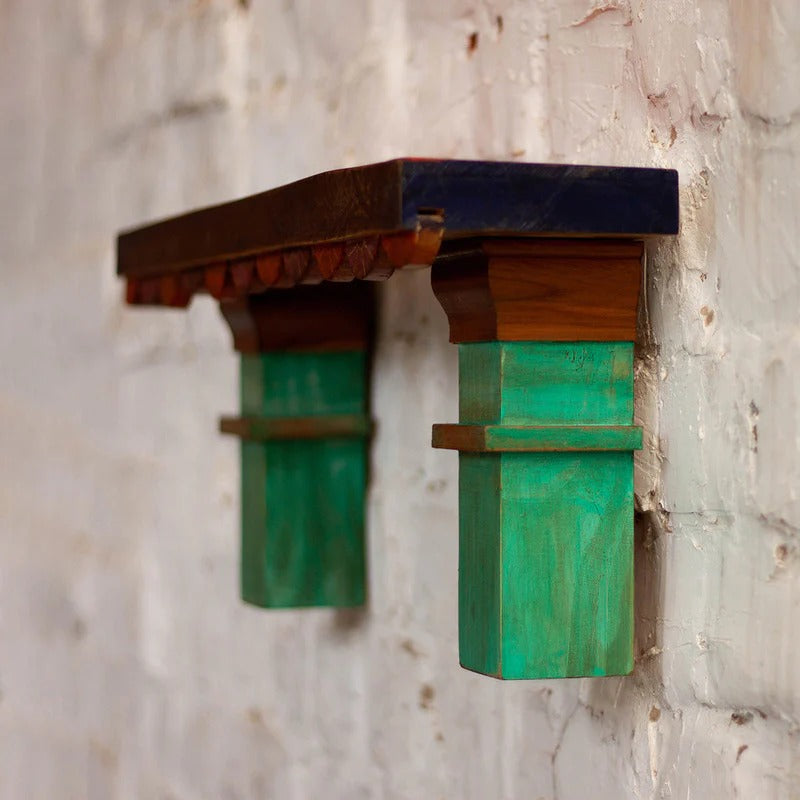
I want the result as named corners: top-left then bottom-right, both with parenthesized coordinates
top-left (457, 342), bottom-right (637, 679)
top-left (240, 351), bottom-right (368, 608)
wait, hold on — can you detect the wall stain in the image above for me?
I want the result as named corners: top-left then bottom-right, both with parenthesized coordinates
top-left (749, 401), bottom-right (760, 453)
top-left (736, 744), bottom-right (749, 764)
top-left (401, 638), bottom-right (422, 658)
top-left (419, 684), bottom-right (435, 710)
top-left (328, 607), bottom-right (368, 639)
top-left (72, 618), bottom-right (87, 641)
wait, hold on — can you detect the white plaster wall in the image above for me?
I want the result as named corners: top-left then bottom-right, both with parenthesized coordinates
top-left (1, 1), bottom-right (798, 797)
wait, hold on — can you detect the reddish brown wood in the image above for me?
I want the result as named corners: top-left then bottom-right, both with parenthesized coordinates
top-left (181, 269), bottom-right (206, 299)
top-left (380, 224), bottom-right (443, 268)
top-left (344, 237), bottom-right (393, 281)
top-left (276, 249), bottom-right (312, 287)
top-left (430, 250), bottom-right (497, 342)
top-left (126, 278), bottom-right (141, 304)
top-left (205, 262), bottom-right (233, 299)
top-left (219, 299), bottom-right (260, 352)
top-left (139, 278), bottom-right (160, 304)
top-left (313, 243), bottom-right (346, 280)
top-left (118, 161), bottom-right (404, 279)
top-left (431, 423), bottom-right (486, 452)
top-left (158, 275), bottom-right (191, 307)
top-left (256, 253), bottom-right (281, 286)
top-left (220, 282), bottom-right (375, 353)
top-left (432, 238), bottom-right (643, 343)
top-left (344, 237), bottom-right (376, 279)
top-left (220, 414), bottom-right (372, 441)
top-left (124, 227), bottom-right (442, 307)
top-left (380, 231), bottom-right (418, 267)
top-left (230, 259), bottom-right (256, 293)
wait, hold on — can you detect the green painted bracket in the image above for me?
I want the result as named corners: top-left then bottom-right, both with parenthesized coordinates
top-left (231, 351), bottom-right (369, 608)
top-left (433, 341), bottom-right (642, 679)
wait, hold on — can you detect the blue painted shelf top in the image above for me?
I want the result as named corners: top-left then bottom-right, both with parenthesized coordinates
top-left (118, 159), bottom-right (678, 279)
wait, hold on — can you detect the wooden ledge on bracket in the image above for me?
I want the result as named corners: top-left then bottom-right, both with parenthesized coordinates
top-left (432, 424), bottom-right (643, 452)
top-left (220, 414), bottom-right (373, 441)
top-left (116, 158), bottom-right (679, 678)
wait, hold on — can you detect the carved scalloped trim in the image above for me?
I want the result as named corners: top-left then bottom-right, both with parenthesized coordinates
top-left (125, 219), bottom-right (443, 307)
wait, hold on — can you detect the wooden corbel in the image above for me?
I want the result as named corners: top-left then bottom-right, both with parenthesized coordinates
top-left (218, 284), bottom-right (375, 608)
top-left (431, 238), bottom-right (645, 678)
top-left (117, 159), bottom-right (678, 678)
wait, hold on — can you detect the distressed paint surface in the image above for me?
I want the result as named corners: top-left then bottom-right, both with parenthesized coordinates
top-left (239, 352), bottom-right (367, 607)
top-left (2, 1), bottom-right (800, 798)
top-left (457, 342), bottom-right (635, 678)
top-left (460, 341), bottom-right (634, 424)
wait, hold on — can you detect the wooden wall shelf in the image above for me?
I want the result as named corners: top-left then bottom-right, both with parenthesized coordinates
top-left (117, 158), bottom-right (679, 679)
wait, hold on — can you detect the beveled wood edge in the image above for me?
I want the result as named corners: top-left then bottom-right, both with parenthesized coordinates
top-left (220, 415), bottom-right (373, 441)
top-left (432, 424), bottom-right (643, 452)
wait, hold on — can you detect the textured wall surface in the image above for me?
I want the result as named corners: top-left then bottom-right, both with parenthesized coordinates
top-left (1, 1), bottom-right (799, 797)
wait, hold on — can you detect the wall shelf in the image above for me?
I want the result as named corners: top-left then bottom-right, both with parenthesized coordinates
top-left (117, 158), bottom-right (679, 679)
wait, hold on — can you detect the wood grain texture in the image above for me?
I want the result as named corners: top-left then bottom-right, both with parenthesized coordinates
top-left (219, 282), bottom-right (375, 353)
top-left (451, 341), bottom-right (636, 679)
top-left (117, 159), bottom-right (677, 280)
top-left (239, 351), bottom-right (368, 608)
top-left (432, 238), bottom-right (643, 342)
top-left (119, 160), bottom-right (404, 278)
